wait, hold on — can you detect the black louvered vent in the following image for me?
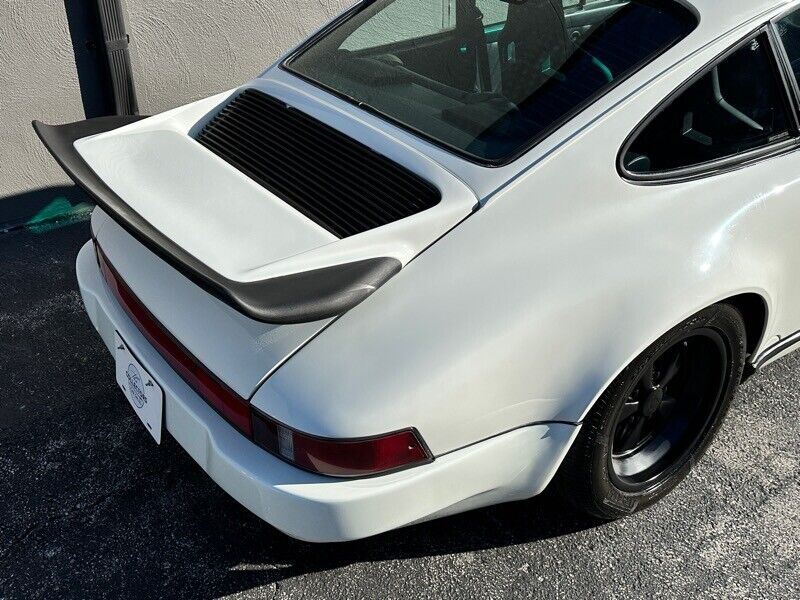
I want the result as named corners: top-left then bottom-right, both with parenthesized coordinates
top-left (196, 89), bottom-right (441, 238)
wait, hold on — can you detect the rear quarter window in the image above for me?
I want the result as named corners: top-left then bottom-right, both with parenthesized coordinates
top-left (621, 30), bottom-right (796, 180)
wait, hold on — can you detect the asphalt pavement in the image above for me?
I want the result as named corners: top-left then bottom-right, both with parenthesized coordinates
top-left (1, 220), bottom-right (798, 599)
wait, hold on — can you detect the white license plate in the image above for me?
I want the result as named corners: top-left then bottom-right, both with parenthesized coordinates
top-left (115, 332), bottom-right (164, 443)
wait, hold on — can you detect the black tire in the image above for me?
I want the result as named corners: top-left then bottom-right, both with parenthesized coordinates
top-left (556, 303), bottom-right (746, 519)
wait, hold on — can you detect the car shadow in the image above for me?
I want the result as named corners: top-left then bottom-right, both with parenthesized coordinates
top-left (0, 185), bottom-right (90, 230)
top-left (1, 220), bottom-right (605, 600)
top-left (174, 451), bottom-right (604, 599)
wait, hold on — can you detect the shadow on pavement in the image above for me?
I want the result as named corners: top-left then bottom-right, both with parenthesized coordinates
top-left (0, 221), bottom-right (603, 599)
top-left (198, 486), bottom-right (602, 598)
top-left (0, 185), bottom-right (90, 231)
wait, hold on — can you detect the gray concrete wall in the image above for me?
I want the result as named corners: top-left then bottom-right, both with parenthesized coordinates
top-left (125, 0), bottom-right (350, 114)
top-left (0, 1), bottom-right (89, 223)
top-left (0, 0), bottom-right (346, 225)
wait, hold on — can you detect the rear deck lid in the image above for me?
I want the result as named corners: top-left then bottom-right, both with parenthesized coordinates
top-left (37, 80), bottom-right (478, 325)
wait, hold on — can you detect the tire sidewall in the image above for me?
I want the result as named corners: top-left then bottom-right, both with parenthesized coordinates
top-left (585, 304), bottom-right (746, 517)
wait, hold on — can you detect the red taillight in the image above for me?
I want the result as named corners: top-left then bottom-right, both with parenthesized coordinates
top-left (252, 410), bottom-right (431, 477)
top-left (95, 242), bottom-right (252, 436)
top-left (95, 240), bottom-right (432, 476)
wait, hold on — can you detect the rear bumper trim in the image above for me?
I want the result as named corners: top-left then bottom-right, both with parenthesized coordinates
top-left (76, 239), bottom-right (580, 542)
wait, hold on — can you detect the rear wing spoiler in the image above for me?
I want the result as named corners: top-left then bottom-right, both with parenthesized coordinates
top-left (32, 117), bottom-right (400, 324)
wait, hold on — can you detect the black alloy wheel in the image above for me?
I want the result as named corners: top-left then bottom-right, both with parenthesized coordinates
top-left (555, 303), bottom-right (747, 519)
top-left (609, 328), bottom-right (727, 492)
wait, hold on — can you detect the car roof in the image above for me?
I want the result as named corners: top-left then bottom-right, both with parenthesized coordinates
top-left (265, 0), bottom-right (799, 202)
top-left (687, 0), bottom-right (792, 41)
top-left (442, 0), bottom-right (800, 197)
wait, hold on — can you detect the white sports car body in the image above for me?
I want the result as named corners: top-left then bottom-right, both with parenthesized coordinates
top-left (36, 0), bottom-right (800, 541)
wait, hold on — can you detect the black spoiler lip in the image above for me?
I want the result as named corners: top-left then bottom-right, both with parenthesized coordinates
top-left (32, 117), bottom-right (401, 324)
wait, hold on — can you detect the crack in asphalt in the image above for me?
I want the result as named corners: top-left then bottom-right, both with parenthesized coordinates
top-left (0, 465), bottom-right (165, 576)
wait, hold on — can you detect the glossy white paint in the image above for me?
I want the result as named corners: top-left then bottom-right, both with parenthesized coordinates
top-left (77, 238), bottom-right (579, 542)
top-left (252, 0), bottom-right (800, 453)
top-left (91, 209), bottom-right (332, 398)
top-left (73, 0), bottom-right (800, 539)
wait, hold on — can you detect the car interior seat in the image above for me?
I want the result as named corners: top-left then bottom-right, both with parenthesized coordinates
top-left (498, 0), bottom-right (573, 104)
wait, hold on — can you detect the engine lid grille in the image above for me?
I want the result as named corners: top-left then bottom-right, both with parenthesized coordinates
top-left (196, 88), bottom-right (441, 238)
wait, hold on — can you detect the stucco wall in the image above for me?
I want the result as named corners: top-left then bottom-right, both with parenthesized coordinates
top-left (125, 0), bottom-right (351, 114)
top-left (0, 1), bottom-right (89, 222)
top-left (0, 0), bottom-right (348, 224)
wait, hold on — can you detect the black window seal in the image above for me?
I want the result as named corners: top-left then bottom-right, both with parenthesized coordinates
top-left (770, 5), bottom-right (800, 115)
top-left (280, 0), bottom-right (699, 168)
top-left (618, 24), bottom-right (800, 185)
top-left (767, 19), bottom-right (800, 132)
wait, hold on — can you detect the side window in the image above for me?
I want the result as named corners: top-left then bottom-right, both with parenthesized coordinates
top-left (623, 33), bottom-right (792, 176)
top-left (777, 10), bottom-right (800, 83)
top-left (342, 0), bottom-right (456, 51)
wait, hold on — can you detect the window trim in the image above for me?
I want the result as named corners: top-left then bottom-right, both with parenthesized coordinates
top-left (770, 5), bottom-right (800, 113)
top-left (281, 0), bottom-right (699, 168)
top-left (619, 25), bottom-right (800, 185)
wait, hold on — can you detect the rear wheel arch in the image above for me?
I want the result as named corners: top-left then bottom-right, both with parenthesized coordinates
top-left (575, 289), bottom-right (769, 424)
top-left (555, 303), bottom-right (748, 518)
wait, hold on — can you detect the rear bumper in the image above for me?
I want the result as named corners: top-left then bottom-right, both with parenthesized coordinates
top-left (77, 239), bottom-right (580, 542)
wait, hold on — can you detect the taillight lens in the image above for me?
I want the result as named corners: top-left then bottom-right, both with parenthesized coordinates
top-left (96, 242), bottom-right (252, 436)
top-left (252, 410), bottom-right (431, 477)
top-left (95, 240), bottom-right (432, 476)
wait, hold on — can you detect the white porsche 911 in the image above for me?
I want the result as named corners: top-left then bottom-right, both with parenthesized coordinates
top-left (34, 0), bottom-right (800, 541)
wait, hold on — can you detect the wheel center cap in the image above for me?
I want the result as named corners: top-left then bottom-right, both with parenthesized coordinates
top-left (642, 387), bottom-right (664, 417)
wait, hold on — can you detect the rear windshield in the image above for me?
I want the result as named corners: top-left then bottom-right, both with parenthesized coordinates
top-left (285, 0), bottom-right (697, 165)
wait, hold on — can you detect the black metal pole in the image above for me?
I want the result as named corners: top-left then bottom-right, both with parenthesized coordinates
top-left (95, 0), bottom-right (138, 115)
